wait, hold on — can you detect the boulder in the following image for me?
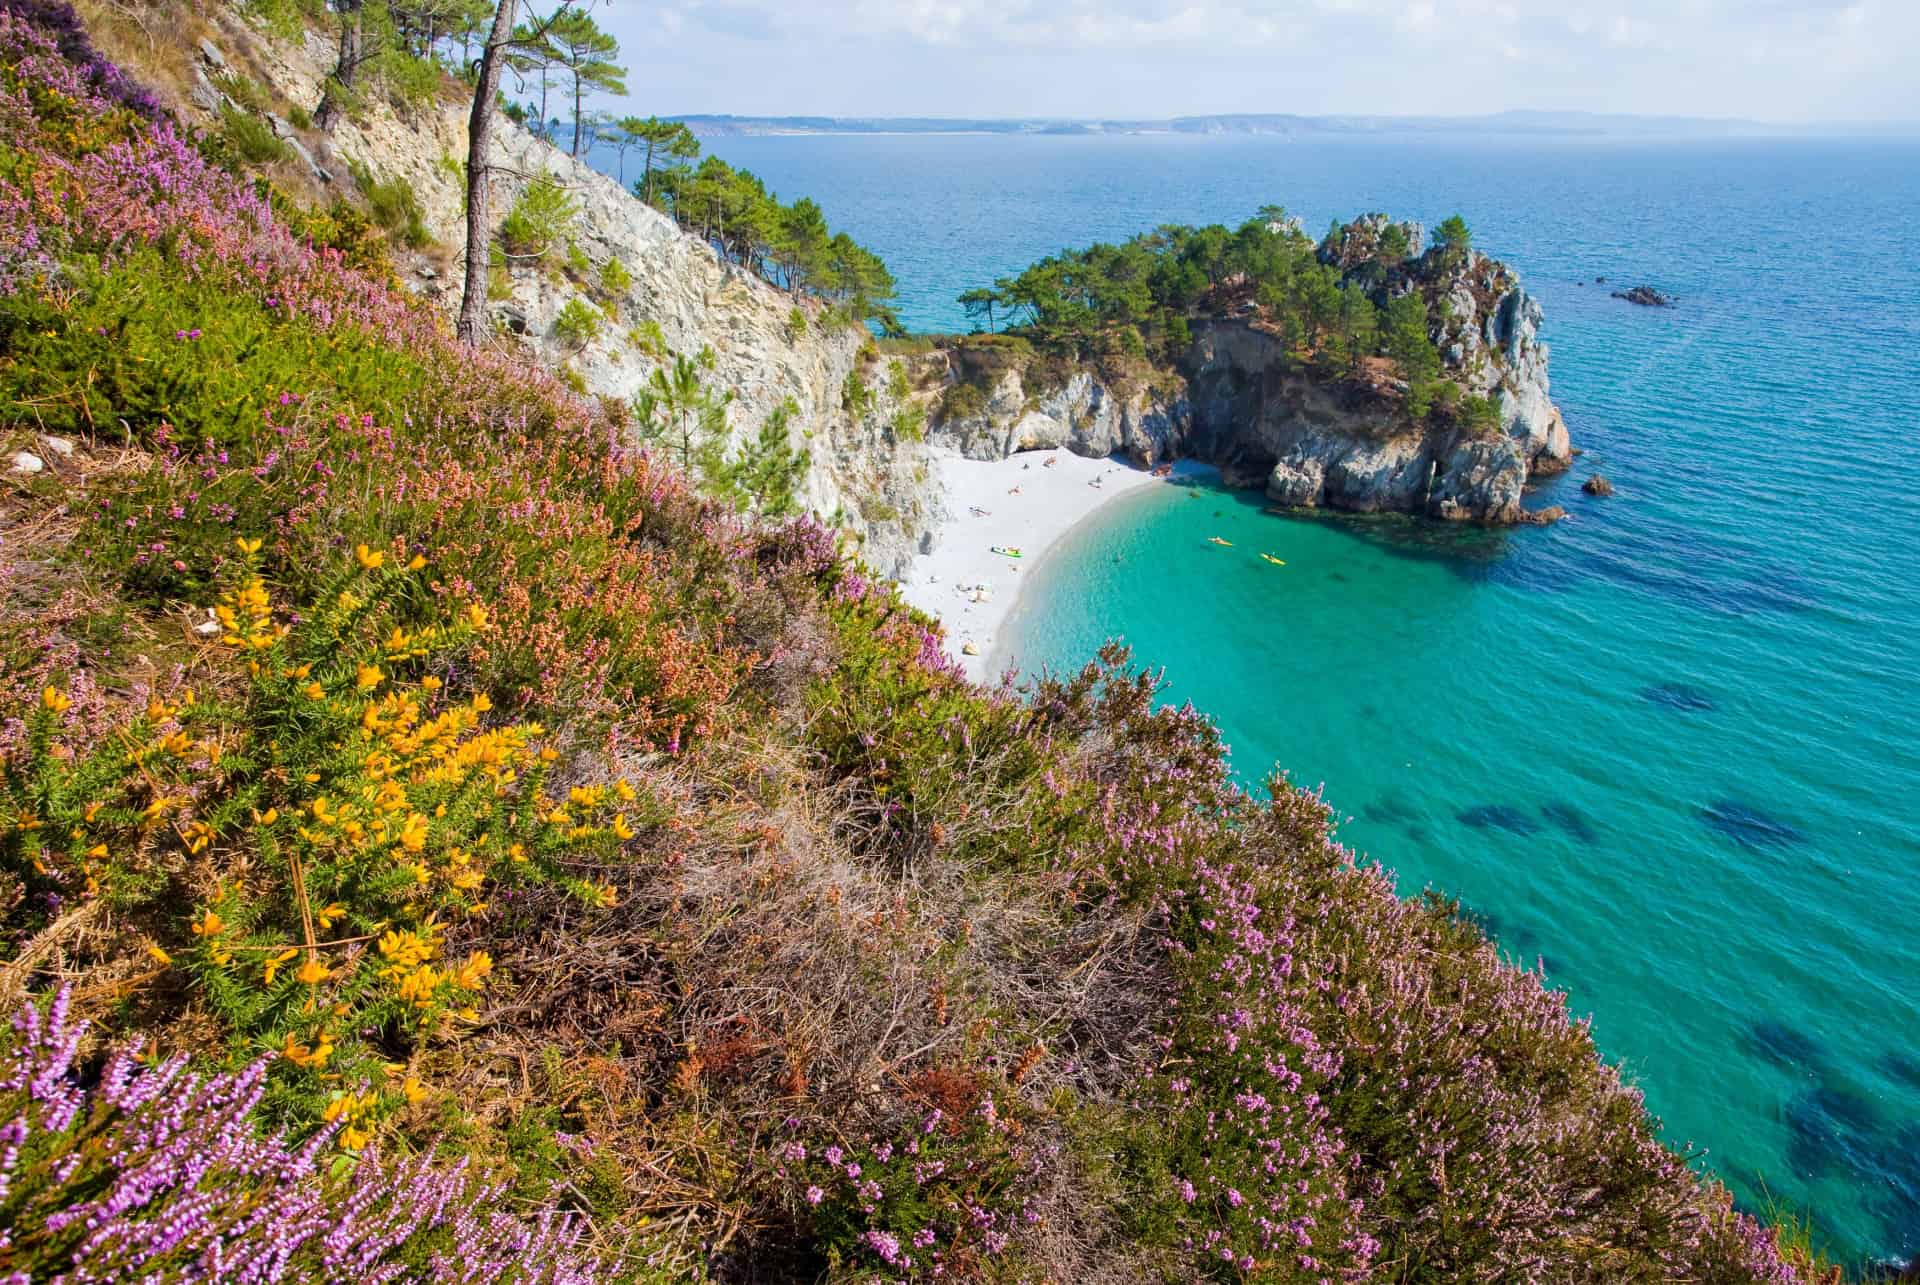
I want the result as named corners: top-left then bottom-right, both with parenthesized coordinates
top-left (1612, 285), bottom-right (1673, 307)
top-left (41, 435), bottom-right (75, 458)
top-left (10, 450), bottom-right (45, 475)
top-left (198, 38), bottom-right (227, 71)
top-left (1582, 475), bottom-right (1615, 497)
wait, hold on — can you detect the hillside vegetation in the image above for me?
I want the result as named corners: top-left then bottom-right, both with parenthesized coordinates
top-left (0, 6), bottom-right (1823, 1282)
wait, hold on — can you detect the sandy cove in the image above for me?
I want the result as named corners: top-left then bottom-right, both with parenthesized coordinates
top-left (898, 449), bottom-right (1214, 682)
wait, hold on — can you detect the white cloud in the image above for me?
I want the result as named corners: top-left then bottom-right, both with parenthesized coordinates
top-left (594, 0), bottom-right (1920, 120)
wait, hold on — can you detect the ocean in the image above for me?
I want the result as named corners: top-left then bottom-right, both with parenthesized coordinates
top-left (595, 131), bottom-right (1920, 1265)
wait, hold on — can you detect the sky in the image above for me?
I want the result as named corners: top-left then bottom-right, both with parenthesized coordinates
top-left (582, 0), bottom-right (1920, 124)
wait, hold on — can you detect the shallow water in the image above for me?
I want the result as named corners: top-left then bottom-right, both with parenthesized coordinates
top-left (595, 132), bottom-right (1920, 1264)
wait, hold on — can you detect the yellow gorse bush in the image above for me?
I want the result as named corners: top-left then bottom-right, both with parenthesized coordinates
top-left (1, 539), bottom-right (648, 1144)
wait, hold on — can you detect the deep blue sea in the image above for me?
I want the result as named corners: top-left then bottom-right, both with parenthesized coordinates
top-left (593, 133), bottom-right (1920, 1265)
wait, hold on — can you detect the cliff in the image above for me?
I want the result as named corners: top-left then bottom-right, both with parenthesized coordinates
top-left (925, 220), bottom-right (1573, 523)
top-left (175, 8), bottom-right (941, 574)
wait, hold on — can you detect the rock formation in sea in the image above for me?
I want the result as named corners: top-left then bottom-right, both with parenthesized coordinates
top-left (920, 228), bottom-right (1573, 524)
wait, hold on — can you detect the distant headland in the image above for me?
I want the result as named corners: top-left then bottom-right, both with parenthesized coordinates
top-left (673, 109), bottom-right (1920, 140)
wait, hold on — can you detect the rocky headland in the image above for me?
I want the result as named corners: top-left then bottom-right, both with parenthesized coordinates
top-left (914, 216), bottom-right (1573, 524)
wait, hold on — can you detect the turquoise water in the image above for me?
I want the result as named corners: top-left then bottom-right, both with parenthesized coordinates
top-left (600, 135), bottom-right (1920, 1263)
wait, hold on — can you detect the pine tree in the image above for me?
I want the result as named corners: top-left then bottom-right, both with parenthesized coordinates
top-left (545, 10), bottom-right (625, 157)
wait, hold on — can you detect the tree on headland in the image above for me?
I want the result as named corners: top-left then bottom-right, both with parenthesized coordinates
top-left (958, 286), bottom-right (999, 333)
top-left (1433, 214), bottom-right (1472, 263)
top-left (1384, 290), bottom-right (1441, 417)
top-left (546, 8), bottom-right (625, 157)
top-left (618, 116), bottom-right (700, 202)
top-left (504, 17), bottom-right (559, 137)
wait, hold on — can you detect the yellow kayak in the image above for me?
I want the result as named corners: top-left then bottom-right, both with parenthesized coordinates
top-left (1261, 553), bottom-right (1286, 566)
top-left (1207, 536), bottom-right (1233, 547)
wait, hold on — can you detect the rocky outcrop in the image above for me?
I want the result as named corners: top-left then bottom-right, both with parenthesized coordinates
top-left (193, 14), bottom-right (940, 576)
top-left (919, 251), bottom-right (1573, 524)
top-left (1612, 285), bottom-right (1673, 307)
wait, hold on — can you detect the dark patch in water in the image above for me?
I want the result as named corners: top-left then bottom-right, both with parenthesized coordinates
top-left (1784, 1084), bottom-right (1880, 1178)
top-left (1700, 799), bottom-right (1805, 851)
top-left (1539, 801), bottom-right (1598, 844)
top-left (1456, 803), bottom-right (1543, 836)
top-left (1880, 1050), bottom-right (1920, 1092)
top-left (1640, 681), bottom-right (1717, 713)
top-left (1746, 1020), bottom-right (1827, 1077)
top-left (1365, 792), bottom-right (1416, 827)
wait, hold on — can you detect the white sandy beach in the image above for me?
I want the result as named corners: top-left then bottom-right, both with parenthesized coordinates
top-left (898, 449), bottom-right (1208, 682)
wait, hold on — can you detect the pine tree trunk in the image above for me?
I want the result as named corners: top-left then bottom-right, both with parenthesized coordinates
top-left (571, 79), bottom-right (583, 156)
top-left (314, 0), bottom-right (365, 133)
top-left (457, 0), bottom-right (519, 347)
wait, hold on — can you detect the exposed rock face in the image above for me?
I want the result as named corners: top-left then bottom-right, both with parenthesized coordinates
top-left (199, 16), bottom-right (941, 577)
top-left (931, 366), bottom-right (1185, 466)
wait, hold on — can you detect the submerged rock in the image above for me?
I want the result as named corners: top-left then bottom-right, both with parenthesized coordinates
top-left (1641, 682), bottom-right (1716, 713)
top-left (1456, 803), bottom-right (1542, 836)
top-left (1699, 798), bottom-right (1804, 850)
top-left (1612, 284), bottom-right (1673, 307)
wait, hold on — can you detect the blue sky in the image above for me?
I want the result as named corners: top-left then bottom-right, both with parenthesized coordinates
top-left (587, 0), bottom-right (1920, 123)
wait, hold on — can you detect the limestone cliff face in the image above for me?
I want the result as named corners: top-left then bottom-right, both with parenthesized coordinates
top-left (920, 248), bottom-right (1571, 524)
top-left (198, 13), bottom-right (939, 576)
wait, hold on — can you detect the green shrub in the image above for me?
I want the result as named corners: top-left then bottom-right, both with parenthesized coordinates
top-left (0, 251), bottom-right (426, 450)
top-left (784, 307), bottom-right (806, 342)
top-left (498, 175), bottom-right (578, 264)
top-left (841, 368), bottom-right (872, 417)
top-left (218, 107), bottom-right (289, 166)
top-left (211, 71), bottom-right (272, 115)
top-left (564, 239), bottom-right (592, 280)
top-left (600, 255), bottom-right (633, 297)
top-left (628, 319), bottom-right (667, 357)
top-left (286, 103), bottom-right (312, 130)
top-left (377, 49), bottom-right (444, 111)
top-left (352, 164), bottom-right (430, 249)
top-left (553, 296), bottom-right (602, 349)
top-left (939, 380), bottom-right (988, 422)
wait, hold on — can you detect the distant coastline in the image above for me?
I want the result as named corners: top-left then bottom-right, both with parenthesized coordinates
top-left (673, 109), bottom-right (1920, 141)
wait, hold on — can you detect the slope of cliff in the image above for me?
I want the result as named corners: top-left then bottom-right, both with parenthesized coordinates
top-left (0, 6), bottom-right (1825, 1283)
top-left (923, 215), bottom-right (1574, 523)
top-left (119, 0), bottom-right (939, 575)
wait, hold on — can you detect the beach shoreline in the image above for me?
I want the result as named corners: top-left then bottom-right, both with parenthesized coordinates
top-left (897, 449), bottom-right (1214, 682)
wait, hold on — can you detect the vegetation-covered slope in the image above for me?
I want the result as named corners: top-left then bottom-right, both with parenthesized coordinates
top-left (0, 7), bottom-right (1821, 1282)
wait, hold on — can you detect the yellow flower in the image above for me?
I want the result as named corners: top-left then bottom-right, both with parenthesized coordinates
top-left (263, 948), bottom-right (298, 985)
top-left (315, 902), bottom-right (346, 931)
top-left (83, 802), bottom-right (103, 822)
top-left (182, 821), bottom-right (213, 854)
top-left (470, 693), bottom-right (492, 713)
top-left (508, 842), bottom-right (527, 864)
top-left (235, 536), bottom-right (263, 556)
top-left (464, 602), bottom-right (490, 631)
top-left (146, 945), bottom-right (173, 966)
top-left (295, 957), bottom-right (330, 986)
top-left (592, 883), bottom-right (617, 909)
top-left (421, 675), bottom-right (441, 691)
top-left (355, 543), bottom-right (385, 571)
top-left (191, 910), bottom-right (223, 937)
top-left (402, 1075), bottom-right (428, 1104)
top-left (303, 682), bottom-right (326, 700)
top-left (355, 664), bottom-right (382, 691)
top-left (41, 686), bottom-right (72, 714)
top-left (85, 842), bottom-right (108, 860)
top-left (613, 813), bottom-right (635, 841)
top-left (454, 951), bottom-right (493, 989)
top-left (407, 554), bottom-right (427, 571)
top-left (615, 780), bottom-right (637, 803)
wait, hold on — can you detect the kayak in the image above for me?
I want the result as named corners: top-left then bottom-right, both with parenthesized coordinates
top-left (1207, 536), bottom-right (1233, 547)
top-left (990, 546), bottom-right (1023, 558)
top-left (1261, 553), bottom-right (1287, 566)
